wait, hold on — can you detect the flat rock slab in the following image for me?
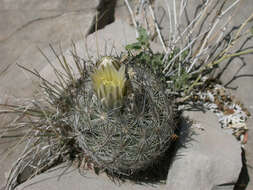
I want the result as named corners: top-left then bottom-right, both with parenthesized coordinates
top-left (166, 111), bottom-right (242, 190)
top-left (15, 165), bottom-right (160, 190)
top-left (0, 0), bottom-right (99, 97)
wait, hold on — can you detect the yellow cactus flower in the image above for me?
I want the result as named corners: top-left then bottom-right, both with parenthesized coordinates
top-left (91, 57), bottom-right (126, 108)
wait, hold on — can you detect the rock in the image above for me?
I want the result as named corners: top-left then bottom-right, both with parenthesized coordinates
top-left (0, 0), bottom-right (99, 97)
top-left (15, 164), bottom-right (160, 190)
top-left (165, 111), bottom-right (242, 190)
top-left (219, 34), bottom-right (253, 190)
top-left (244, 119), bottom-right (253, 190)
top-left (212, 2), bottom-right (253, 189)
top-left (115, 0), bottom-right (138, 25)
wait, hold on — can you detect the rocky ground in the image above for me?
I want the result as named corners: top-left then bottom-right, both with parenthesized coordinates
top-left (0, 0), bottom-right (253, 189)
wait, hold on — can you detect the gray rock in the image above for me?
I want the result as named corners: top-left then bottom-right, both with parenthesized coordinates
top-left (206, 2), bottom-right (253, 188)
top-left (219, 30), bottom-right (253, 190)
top-left (0, 0), bottom-right (99, 97)
top-left (15, 164), bottom-right (160, 190)
top-left (166, 111), bottom-right (242, 190)
top-left (244, 118), bottom-right (253, 190)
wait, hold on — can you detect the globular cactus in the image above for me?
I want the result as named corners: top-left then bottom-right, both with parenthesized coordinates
top-left (72, 56), bottom-right (175, 175)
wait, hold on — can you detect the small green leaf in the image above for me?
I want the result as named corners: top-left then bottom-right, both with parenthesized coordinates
top-left (125, 27), bottom-right (150, 52)
top-left (137, 27), bottom-right (150, 49)
top-left (125, 42), bottom-right (142, 51)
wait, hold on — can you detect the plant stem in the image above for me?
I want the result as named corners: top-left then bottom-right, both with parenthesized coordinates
top-left (211, 48), bottom-right (253, 66)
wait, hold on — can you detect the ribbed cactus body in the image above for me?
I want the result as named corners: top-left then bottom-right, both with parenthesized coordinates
top-left (73, 57), bottom-right (175, 174)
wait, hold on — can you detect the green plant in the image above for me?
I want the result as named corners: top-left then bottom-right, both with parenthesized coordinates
top-left (125, 27), bottom-right (193, 95)
top-left (126, 27), bottom-right (150, 51)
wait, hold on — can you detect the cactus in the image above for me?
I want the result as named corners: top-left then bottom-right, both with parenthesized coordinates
top-left (72, 56), bottom-right (175, 175)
